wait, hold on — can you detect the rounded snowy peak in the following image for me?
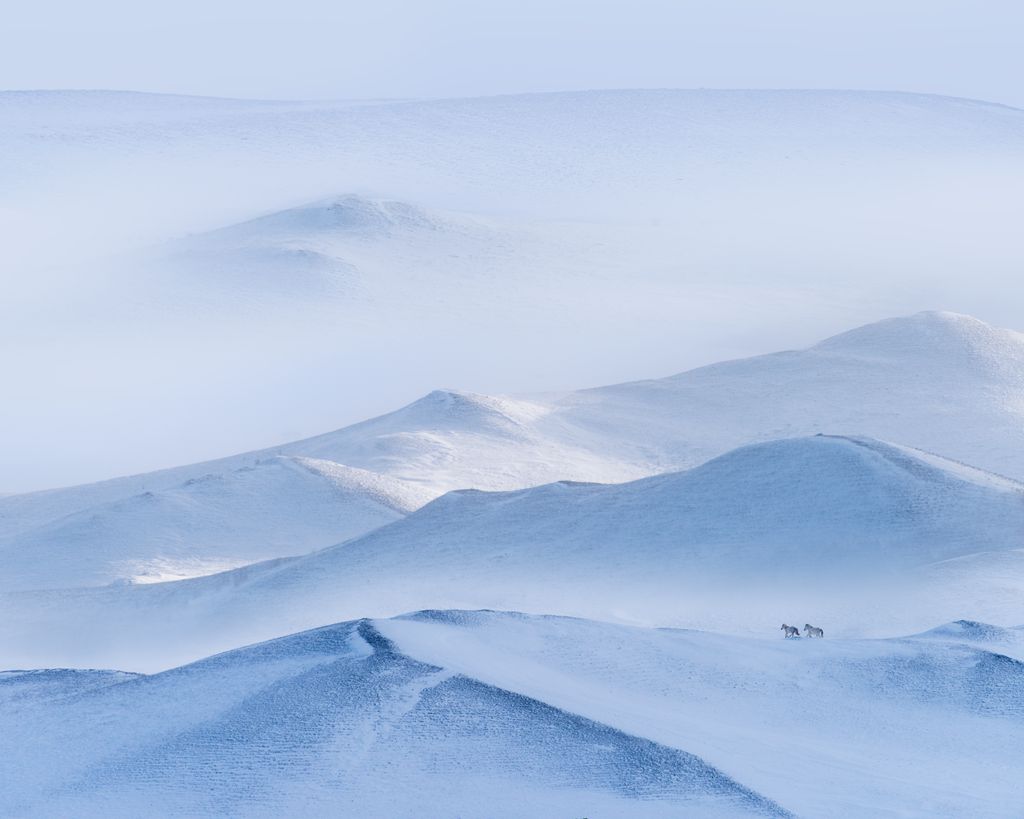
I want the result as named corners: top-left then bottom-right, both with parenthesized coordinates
top-left (203, 194), bottom-right (446, 242)
top-left (676, 434), bottom-right (1023, 495)
top-left (812, 311), bottom-right (1024, 364)
top-left (374, 389), bottom-right (551, 432)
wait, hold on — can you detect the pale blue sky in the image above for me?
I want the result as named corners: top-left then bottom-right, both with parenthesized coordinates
top-left (2, 0), bottom-right (1022, 106)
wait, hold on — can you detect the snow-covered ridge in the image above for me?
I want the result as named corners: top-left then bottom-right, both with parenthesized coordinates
top-left (2, 610), bottom-right (1021, 817)
top-left (0, 455), bottom-right (432, 591)
top-left (3, 310), bottom-right (1024, 594)
top-left (3, 433), bottom-right (1022, 671)
top-left (276, 310), bottom-right (1024, 487)
top-left (334, 388), bottom-right (553, 433)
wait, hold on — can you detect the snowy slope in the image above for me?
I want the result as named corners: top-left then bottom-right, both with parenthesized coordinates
top-left (8, 310), bottom-right (1022, 513)
top-left (551, 310), bottom-right (1024, 480)
top-left (0, 455), bottom-right (431, 591)
top-left (2, 310), bottom-right (1022, 595)
top-left (197, 310), bottom-right (1024, 488)
top-left (378, 611), bottom-right (1024, 818)
top-left (274, 311), bottom-right (1024, 486)
top-left (4, 434), bottom-right (1022, 671)
top-left (285, 434), bottom-right (1024, 588)
top-left (284, 387), bottom-right (647, 491)
top-left (0, 615), bottom-right (786, 819)
top-left (2, 610), bottom-right (1021, 818)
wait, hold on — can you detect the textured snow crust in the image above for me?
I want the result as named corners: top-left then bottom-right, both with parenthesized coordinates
top-left (3, 611), bottom-right (1021, 818)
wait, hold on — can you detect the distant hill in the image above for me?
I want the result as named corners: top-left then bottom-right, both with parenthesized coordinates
top-left (4, 311), bottom-right (1024, 595)
top-left (3, 433), bottom-right (1022, 670)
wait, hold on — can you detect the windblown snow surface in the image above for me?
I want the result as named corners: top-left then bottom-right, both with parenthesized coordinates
top-left (2, 611), bottom-right (1022, 818)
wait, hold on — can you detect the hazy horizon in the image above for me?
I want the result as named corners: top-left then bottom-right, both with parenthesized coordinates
top-left (7, 86), bottom-right (1024, 111)
top-left (4, 0), bottom-right (1024, 107)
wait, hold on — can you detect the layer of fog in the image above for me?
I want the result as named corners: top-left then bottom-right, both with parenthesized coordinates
top-left (2, 91), bottom-right (1023, 491)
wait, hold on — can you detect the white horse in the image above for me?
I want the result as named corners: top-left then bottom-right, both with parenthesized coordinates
top-left (781, 624), bottom-right (800, 638)
top-left (804, 624), bottom-right (824, 638)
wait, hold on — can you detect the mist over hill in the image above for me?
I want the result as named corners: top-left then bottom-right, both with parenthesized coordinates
top-left (3, 429), bottom-right (1023, 671)
top-left (4, 89), bottom-right (1023, 491)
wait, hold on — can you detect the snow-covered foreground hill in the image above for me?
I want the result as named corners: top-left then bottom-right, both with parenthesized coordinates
top-left (4, 434), bottom-right (1022, 671)
top-left (2, 610), bottom-right (1021, 818)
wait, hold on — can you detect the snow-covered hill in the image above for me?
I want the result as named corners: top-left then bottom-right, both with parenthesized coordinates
top-left (8, 310), bottom-right (1024, 511)
top-left (189, 310), bottom-right (1024, 488)
top-left (555, 309), bottom-right (1024, 480)
top-left (2, 610), bottom-right (1020, 817)
top-left (252, 311), bottom-right (1024, 490)
top-left (4, 434), bottom-right (1022, 671)
top-left (3, 310), bottom-right (1023, 597)
top-left (142, 194), bottom-right (526, 309)
top-left (0, 456), bottom-right (430, 591)
top-left (318, 434), bottom-right (1024, 577)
